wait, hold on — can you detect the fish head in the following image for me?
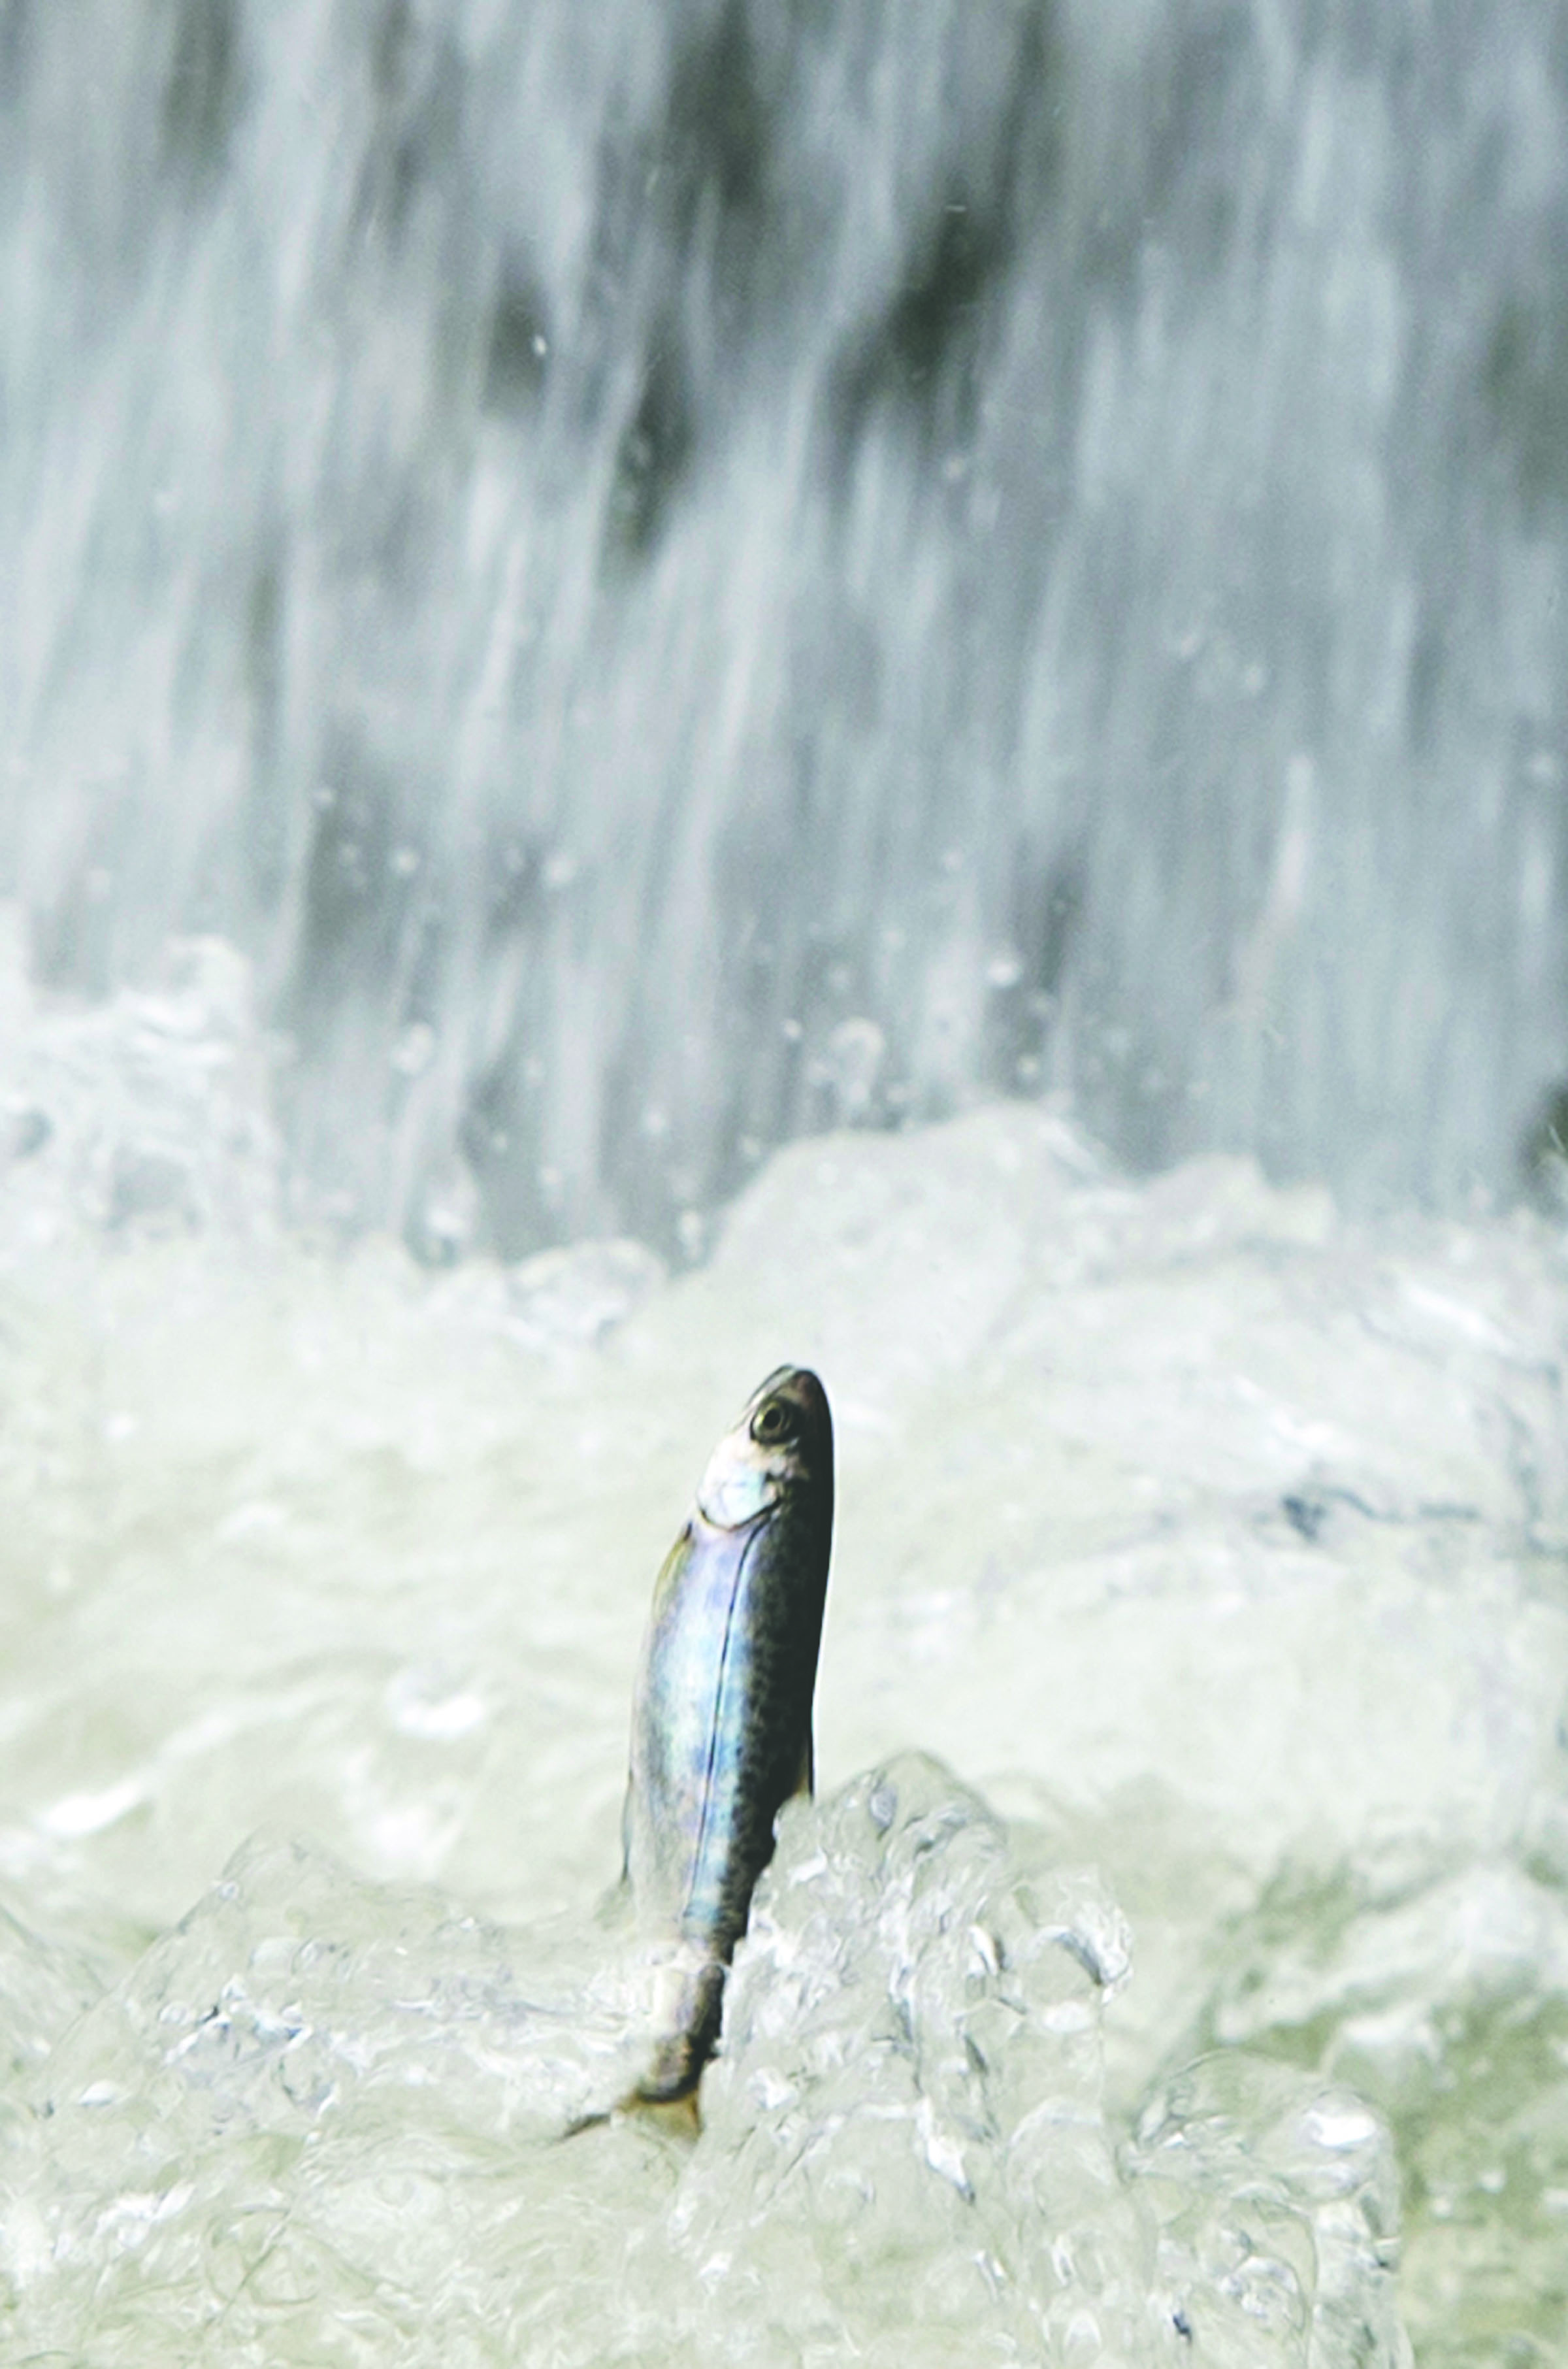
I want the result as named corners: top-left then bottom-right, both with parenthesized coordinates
top-left (694, 1366), bottom-right (832, 1531)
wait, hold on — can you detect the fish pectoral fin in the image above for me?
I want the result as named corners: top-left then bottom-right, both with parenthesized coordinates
top-left (592, 1870), bottom-right (636, 1934)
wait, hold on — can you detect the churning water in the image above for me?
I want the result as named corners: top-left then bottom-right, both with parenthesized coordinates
top-left (0, 941), bottom-right (1565, 2362)
top-left (2, 3), bottom-right (1567, 2362)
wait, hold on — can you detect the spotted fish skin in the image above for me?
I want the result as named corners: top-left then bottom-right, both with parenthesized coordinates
top-left (623, 1367), bottom-right (833, 2102)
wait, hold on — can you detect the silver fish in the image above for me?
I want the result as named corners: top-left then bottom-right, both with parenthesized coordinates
top-left (622, 1365), bottom-right (834, 2104)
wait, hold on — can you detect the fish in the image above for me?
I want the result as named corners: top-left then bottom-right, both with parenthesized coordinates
top-left (621, 1365), bottom-right (834, 2106)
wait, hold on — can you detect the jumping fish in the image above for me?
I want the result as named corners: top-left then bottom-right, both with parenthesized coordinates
top-left (622, 1365), bottom-right (834, 2106)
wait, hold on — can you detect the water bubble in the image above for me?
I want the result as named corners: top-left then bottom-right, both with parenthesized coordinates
top-left (819, 1018), bottom-right (885, 1123)
top-left (390, 1022), bottom-right (436, 1077)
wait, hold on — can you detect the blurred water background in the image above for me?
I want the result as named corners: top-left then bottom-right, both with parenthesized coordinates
top-left (5, 0), bottom-right (1568, 1251)
top-left (1, 2), bottom-right (1567, 2361)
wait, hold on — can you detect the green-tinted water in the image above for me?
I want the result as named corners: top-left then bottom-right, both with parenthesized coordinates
top-left (1, 942), bottom-right (1563, 2361)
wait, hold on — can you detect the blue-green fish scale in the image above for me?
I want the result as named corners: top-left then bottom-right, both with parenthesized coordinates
top-left (622, 1368), bottom-right (834, 2100)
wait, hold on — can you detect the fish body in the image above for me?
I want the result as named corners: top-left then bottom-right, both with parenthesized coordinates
top-left (623, 1366), bottom-right (833, 2102)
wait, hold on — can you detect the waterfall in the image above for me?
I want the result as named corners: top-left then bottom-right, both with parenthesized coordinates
top-left (3, 0), bottom-right (1565, 1257)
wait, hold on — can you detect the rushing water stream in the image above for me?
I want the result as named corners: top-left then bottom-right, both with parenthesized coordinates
top-left (0, 942), bottom-right (1565, 2362)
top-left (2, 3), bottom-right (1567, 2361)
top-left (3, 0), bottom-right (1567, 1246)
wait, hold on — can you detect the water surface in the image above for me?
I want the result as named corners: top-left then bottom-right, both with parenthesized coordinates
top-left (1, 944), bottom-right (1563, 2361)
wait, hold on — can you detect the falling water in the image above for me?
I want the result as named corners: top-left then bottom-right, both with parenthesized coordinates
top-left (1, 4), bottom-right (1567, 2362)
top-left (3, 0), bottom-right (1567, 1251)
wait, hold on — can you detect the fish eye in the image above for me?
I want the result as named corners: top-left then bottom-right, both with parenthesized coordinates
top-left (751, 1397), bottom-right (797, 1447)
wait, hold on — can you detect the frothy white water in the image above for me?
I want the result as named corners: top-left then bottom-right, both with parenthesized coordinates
top-left (1, 1768), bottom-right (1406, 2368)
top-left (1, 936), bottom-right (1565, 2361)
